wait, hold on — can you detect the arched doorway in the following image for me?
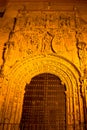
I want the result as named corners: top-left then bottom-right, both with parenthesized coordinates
top-left (1, 55), bottom-right (82, 130)
top-left (20, 73), bottom-right (66, 130)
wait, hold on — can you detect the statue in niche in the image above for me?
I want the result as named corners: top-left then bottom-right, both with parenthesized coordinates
top-left (77, 41), bottom-right (87, 89)
top-left (76, 41), bottom-right (86, 62)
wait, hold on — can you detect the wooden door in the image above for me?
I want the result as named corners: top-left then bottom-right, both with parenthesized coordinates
top-left (20, 73), bottom-right (66, 130)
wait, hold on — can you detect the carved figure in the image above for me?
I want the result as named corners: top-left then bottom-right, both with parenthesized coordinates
top-left (41, 31), bottom-right (55, 53)
top-left (77, 41), bottom-right (86, 61)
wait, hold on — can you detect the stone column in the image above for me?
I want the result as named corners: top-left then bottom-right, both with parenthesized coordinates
top-left (66, 91), bottom-right (75, 130)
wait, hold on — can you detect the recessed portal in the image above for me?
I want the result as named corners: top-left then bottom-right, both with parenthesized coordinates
top-left (20, 73), bottom-right (66, 130)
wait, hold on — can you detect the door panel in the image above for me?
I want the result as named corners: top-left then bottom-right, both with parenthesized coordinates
top-left (20, 73), bottom-right (66, 130)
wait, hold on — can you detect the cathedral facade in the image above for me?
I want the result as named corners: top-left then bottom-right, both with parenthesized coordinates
top-left (0, 1), bottom-right (87, 130)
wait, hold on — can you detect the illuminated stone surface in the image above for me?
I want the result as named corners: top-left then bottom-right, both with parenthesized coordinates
top-left (0, 1), bottom-right (87, 130)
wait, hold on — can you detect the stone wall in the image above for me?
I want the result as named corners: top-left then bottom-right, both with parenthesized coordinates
top-left (0, 1), bottom-right (87, 130)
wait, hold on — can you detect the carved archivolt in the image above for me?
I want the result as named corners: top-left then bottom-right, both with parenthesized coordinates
top-left (0, 54), bottom-right (82, 130)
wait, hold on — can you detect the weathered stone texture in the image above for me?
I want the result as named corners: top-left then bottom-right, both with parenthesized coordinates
top-left (0, 2), bottom-right (87, 130)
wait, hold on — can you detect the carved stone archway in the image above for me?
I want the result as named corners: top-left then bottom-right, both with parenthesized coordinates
top-left (1, 54), bottom-right (84, 130)
top-left (20, 73), bottom-right (66, 130)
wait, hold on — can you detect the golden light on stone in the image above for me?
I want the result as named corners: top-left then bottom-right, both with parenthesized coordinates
top-left (0, 0), bottom-right (87, 130)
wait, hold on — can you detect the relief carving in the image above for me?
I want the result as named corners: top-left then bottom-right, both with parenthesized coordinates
top-left (14, 8), bottom-right (75, 54)
top-left (1, 6), bottom-right (79, 70)
top-left (75, 9), bottom-right (87, 96)
top-left (77, 41), bottom-right (86, 62)
top-left (15, 6), bottom-right (73, 29)
top-left (41, 31), bottom-right (55, 53)
top-left (58, 14), bottom-right (71, 27)
top-left (76, 41), bottom-right (87, 79)
top-left (76, 31), bottom-right (87, 115)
